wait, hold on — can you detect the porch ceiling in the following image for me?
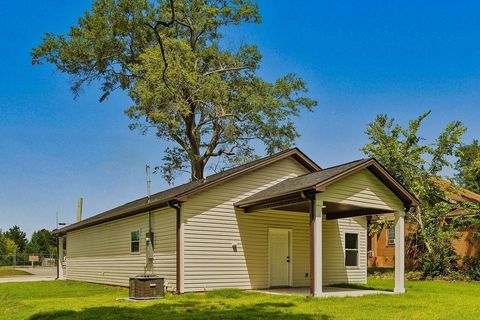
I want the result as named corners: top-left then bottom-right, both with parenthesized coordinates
top-left (249, 198), bottom-right (394, 220)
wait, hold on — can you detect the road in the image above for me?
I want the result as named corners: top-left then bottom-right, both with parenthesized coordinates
top-left (0, 267), bottom-right (57, 283)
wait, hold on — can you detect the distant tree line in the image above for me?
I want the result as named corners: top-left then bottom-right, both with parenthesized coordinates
top-left (0, 226), bottom-right (56, 265)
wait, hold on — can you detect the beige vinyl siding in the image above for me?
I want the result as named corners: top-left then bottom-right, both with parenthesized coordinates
top-left (182, 157), bottom-right (311, 292)
top-left (319, 168), bottom-right (404, 284)
top-left (322, 217), bottom-right (367, 284)
top-left (64, 160), bottom-right (407, 291)
top-left (321, 169), bottom-right (405, 212)
top-left (66, 207), bottom-right (176, 288)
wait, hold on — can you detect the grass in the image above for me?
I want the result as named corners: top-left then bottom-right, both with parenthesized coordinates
top-left (0, 267), bottom-right (32, 277)
top-left (1, 278), bottom-right (480, 319)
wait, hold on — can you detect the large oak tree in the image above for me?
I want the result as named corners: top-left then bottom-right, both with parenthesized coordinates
top-left (32, 0), bottom-right (317, 182)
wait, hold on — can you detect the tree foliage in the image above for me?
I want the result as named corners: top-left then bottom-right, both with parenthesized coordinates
top-left (26, 229), bottom-right (56, 255)
top-left (455, 139), bottom-right (480, 194)
top-left (0, 231), bottom-right (17, 256)
top-left (5, 226), bottom-right (28, 253)
top-left (31, 0), bottom-right (317, 182)
top-left (362, 111), bottom-right (473, 276)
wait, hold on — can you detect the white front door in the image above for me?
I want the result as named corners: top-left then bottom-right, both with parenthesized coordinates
top-left (269, 228), bottom-right (291, 287)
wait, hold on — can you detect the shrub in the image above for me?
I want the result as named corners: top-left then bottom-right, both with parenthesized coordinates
top-left (420, 249), bottom-right (457, 278)
top-left (461, 256), bottom-right (480, 281)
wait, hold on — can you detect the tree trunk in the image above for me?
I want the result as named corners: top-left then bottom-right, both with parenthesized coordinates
top-left (415, 206), bottom-right (433, 254)
top-left (191, 158), bottom-right (205, 181)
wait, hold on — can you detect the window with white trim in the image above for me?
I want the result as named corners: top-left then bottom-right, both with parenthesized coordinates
top-left (345, 233), bottom-right (359, 267)
top-left (387, 227), bottom-right (395, 245)
top-left (131, 230), bottom-right (140, 253)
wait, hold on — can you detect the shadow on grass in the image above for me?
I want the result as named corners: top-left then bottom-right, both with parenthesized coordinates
top-left (28, 300), bottom-right (330, 320)
top-left (328, 283), bottom-right (393, 292)
top-left (367, 268), bottom-right (394, 275)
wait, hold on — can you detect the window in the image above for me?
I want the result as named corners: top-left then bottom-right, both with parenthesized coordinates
top-left (387, 227), bottom-right (395, 245)
top-left (345, 233), bottom-right (358, 267)
top-left (131, 230), bottom-right (140, 253)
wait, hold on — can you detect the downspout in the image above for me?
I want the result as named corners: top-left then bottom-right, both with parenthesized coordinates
top-left (145, 165), bottom-right (154, 275)
top-left (169, 200), bottom-right (182, 294)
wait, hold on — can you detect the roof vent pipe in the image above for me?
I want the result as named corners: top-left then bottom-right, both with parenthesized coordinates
top-left (146, 164), bottom-right (151, 203)
top-left (76, 197), bottom-right (83, 222)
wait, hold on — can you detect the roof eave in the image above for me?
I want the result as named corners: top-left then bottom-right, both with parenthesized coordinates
top-left (53, 200), bottom-right (173, 236)
top-left (235, 187), bottom-right (316, 208)
top-left (366, 159), bottom-right (420, 208)
top-left (237, 158), bottom-right (421, 210)
top-left (54, 148), bottom-right (319, 235)
top-left (176, 148), bottom-right (321, 201)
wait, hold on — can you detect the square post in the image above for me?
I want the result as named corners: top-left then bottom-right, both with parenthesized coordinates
top-left (394, 210), bottom-right (405, 293)
top-left (57, 237), bottom-right (65, 280)
top-left (310, 195), bottom-right (323, 297)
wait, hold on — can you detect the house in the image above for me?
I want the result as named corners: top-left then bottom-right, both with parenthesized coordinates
top-left (368, 180), bottom-right (480, 268)
top-left (54, 148), bottom-right (419, 297)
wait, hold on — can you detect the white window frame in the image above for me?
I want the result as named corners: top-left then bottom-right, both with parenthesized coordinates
top-left (130, 229), bottom-right (141, 254)
top-left (344, 232), bottom-right (359, 267)
top-left (387, 227), bottom-right (395, 245)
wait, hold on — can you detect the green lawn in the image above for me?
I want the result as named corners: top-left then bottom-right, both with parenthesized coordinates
top-left (0, 267), bottom-right (32, 277)
top-left (1, 278), bottom-right (480, 320)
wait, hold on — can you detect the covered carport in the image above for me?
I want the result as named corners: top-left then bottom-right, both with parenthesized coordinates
top-left (236, 158), bottom-right (419, 297)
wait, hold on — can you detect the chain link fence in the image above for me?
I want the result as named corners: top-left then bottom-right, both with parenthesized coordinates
top-left (0, 253), bottom-right (57, 267)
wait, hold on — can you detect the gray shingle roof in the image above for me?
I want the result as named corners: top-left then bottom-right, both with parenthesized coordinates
top-left (54, 148), bottom-right (320, 235)
top-left (236, 159), bottom-right (370, 206)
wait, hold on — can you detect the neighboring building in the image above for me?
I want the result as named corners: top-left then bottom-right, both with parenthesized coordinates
top-left (368, 180), bottom-right (480, 269)
top-left (54, 148), bottom-right (418, 296)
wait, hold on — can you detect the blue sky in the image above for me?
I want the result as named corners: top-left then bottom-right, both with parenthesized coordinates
top-left (1, 1), bottom-right (479, 236)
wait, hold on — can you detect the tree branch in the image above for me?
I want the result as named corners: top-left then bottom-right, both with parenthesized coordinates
top-left (203, 123), bottom-right (223, 159)
top-left (145, 0), bottom-right (177, 86)
top-left (203, 66), bottom-right (249, 76)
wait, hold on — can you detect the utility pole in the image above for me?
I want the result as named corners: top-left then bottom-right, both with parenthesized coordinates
top-left (76, 198), bottom-right (83, 222)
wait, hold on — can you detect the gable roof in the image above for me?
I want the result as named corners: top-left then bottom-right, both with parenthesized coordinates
top-left (432, 178), bottom-right (480, 203)
top-left (54, 148), bottom-right (320, 235)
top-left (236, 158), bottom-right (420, 209)
top-left (430, 178), bottom-right (480, 218)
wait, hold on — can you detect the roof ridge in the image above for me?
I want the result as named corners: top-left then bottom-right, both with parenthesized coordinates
top-left (203, 148), bottom-right (298, 180)
top-left (55, 147), bottom-right (318, 235)
top-left (318, 158), bottom-right (369, 171)
top-left (132, 148), bottom-right (298, 202)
